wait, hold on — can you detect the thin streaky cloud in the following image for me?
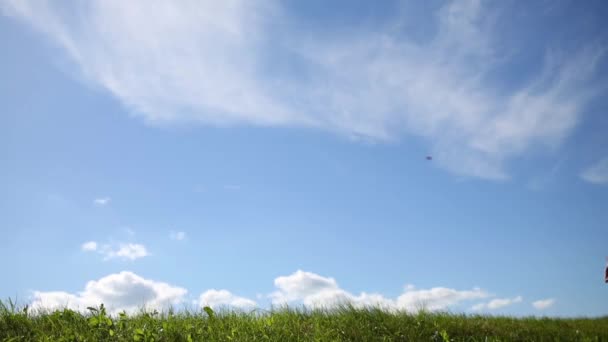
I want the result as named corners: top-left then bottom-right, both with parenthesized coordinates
top-left (2, 0), bottom-right (604, 179)
top-left (581, 157), bottom-right (608, 185)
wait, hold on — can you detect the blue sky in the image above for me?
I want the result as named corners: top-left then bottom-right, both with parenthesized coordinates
top-left (1, 0), bottom-right (607, 316)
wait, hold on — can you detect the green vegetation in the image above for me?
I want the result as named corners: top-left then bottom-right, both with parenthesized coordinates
top-left (1, 300), bottom-right (606, 341)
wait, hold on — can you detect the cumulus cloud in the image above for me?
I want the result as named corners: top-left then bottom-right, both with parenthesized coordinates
top-left (103, 243), bottom-right (149, 261)
top-left (82, 241), bottom-right (149, 261)
top-left (2, 0), bottom-right (604, 179)
top-left (396, 285), bottom-right (489, 312)
top-left (270, 270), bottom-right (489, 311)
top-left (93, 197), bottom-right (111, 206)
top-left (29, 269), bottom-right (525, 314)
top-left (471, 296), bottom-right (522, 311)
top-left (199, 289), bottom-right (257, 310)
top-left (30, 271), bottom-right (187, 314)
top-left (169, 231), bottom-right (186, 241)
top-left (581, 158), bottom-right (608, 185)
top-left (81, 241), bottom-right (98, 252)
top-left (532, 298), bottom-right (555, 310)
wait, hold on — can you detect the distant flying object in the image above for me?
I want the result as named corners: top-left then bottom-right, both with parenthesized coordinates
top-left (605, 258), bottom-right (608, 283)
top-left (426, 156), bottom-right (432, 160)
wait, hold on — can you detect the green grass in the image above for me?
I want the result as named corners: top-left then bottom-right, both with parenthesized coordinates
top-left (1, 301), bottom-right (607, 341)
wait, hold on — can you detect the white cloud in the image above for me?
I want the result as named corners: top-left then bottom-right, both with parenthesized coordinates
top-left (1, 0), bottom-right (295, 126)
top-left (581, 158), bottom-right (608, 185)
top-left (199, 289), bottom-right (257, 310)
top-left (270, 270), bottom-right (489, 311)
top-left (471, 296), bottom-right (522, 311)
top-left (2, 0), bottom-right (603, 179)
top-left (103, 243), bottom-right (149, 261)
top-left (271, 270), bottom-right (340, 304)
top-left (532, 298), bottom-right (555, 310)
top-left (28, 269), bottom-right (524, 314)
top-left (81, 241), bottom-right (98, 252)
top-left (30, 271), bottom-right (187, 314)
top-left (93, 197), bottom-right (111, 206)
top-left (169, 231), bottom-right (186, 241)
top-left (82, 241), bottom-right (149, 261)
top-left (395, 285), bottom-right (489, 312)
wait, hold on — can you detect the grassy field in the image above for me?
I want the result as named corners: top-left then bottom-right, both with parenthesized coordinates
top-left (1, 301), bottom-right (607, 341)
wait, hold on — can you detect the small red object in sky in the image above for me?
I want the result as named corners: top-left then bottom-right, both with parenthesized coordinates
top-left (426, 156), bottom-right (432, 160)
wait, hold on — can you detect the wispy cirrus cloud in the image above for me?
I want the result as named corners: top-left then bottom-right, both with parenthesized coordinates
top-left (581, 157), bottom-right (608, 185)
top-left (1, 0), bottom-right (604, 179)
